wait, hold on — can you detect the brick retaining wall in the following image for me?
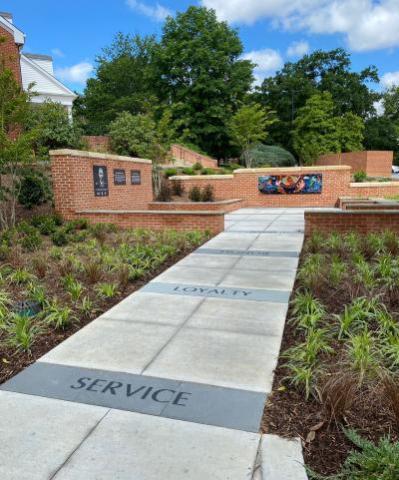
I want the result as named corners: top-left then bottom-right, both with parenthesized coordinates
top-left (170, 144), bottom-right (218, 169)
top-left (317, 151), bottom-right (393, 178)
top-left (148, 198), bottom-right (242, 212)
top-left (82, 136), bottom-right (110, 153)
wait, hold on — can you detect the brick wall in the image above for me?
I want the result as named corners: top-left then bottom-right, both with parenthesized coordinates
top-left (50, 149), bottom-right (153, 220)
top-left (170, 144), bottom-right (218, 169)
top-left (0, 24), bottom-right (22, 85)
top-left (305, 210), bottom-right (399, 235)
top-left (171, 166), bottom-right (399, 208)
top-left (148, 198), bottom-right (242, 212)
top-left (82, 136), bottom-right (110, 153)
top-left (317, 151), bottom-right (393, 177)
top-left (75, 210), bottom-right (224, 234)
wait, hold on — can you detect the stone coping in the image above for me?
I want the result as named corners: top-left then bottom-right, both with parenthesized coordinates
top-left (77, 209), bottom-right (225, 216)
top-left (149, 199), bottom-right (242, 206)
top-left (306, 208), bottom-right (399, 215)
top-left (235, 165), bottom-right (351, 174)
top-left (350, 181), bottom-right (399, 187)
top-left (49, 149), bottom-right (152, 165)
top-left (170, 174), bottom-right (234, 180)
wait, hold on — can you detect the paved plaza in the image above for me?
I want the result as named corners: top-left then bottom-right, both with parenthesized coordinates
top-left (0, 209), bottom-right (307, 480)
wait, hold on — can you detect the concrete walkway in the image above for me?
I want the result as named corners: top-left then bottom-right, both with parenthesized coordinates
top-left (0, 208), bottom-right (307, 480)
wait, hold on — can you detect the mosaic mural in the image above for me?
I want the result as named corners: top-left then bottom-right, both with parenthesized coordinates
top-left (258, 174), bottom-right (323, 195)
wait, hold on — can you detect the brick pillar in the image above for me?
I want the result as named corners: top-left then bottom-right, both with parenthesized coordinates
top-left (50, 154), bottom-right (78, 220)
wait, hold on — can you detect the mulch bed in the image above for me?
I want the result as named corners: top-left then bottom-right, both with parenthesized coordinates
top-left (261, 263), bottom-right (399, 476)
top-left (0, 249), bottom-right (194, 385)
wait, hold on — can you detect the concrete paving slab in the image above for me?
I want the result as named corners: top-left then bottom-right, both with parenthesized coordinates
top-left (250, 234), bottom-right (303, 252)
top-left (141, 282), bottom-right (291, 303)
top-left (221, 269), bottom-right (296, 291)
top-left (39, 319), bottom-right (176, 374)
top-left (197, 248), bottom-right (299, 258)
top-left (176, 253), bottom-right (239, 269)
top-left (0, 390), bottom-right (107, 480)
top-left (1, 363), bottom-right (265, 432)
top-left (144, 327), bottom-right (282, 392)
top-left (99, 291), bottom-right (202, 325)
top-left (53, 410), bottom-right (261, 480)
top-left (234, 255), bottom-right (298, 271)
top-left (187, 297), bottom-right (288, 336)
top-left (261, 435), bottom-right (307, 480)
top-left (153, 265), bottom-right (228, 286)
top-left (203, 232), bottom-right (258, 250)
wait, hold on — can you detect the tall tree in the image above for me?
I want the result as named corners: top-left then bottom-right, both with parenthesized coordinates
top-left (228, 103), bottom-right (275, 167)
top-left (256, 48), bottom-right (378, 152)
top-left (155, 6), bottom-right (254, 158)
top-left (292, 92), bottom-right (364, 165)
top-left (75, 33), bottom-right (158, 134)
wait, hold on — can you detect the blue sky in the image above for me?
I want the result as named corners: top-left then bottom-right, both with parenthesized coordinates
top-left (4, 0), bottom-right (399, 93)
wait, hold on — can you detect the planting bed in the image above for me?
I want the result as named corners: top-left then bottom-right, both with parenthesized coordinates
top-left (262, 230), bottom-right (399, 477)
top-left (0, 215), bottom-right (210, 385)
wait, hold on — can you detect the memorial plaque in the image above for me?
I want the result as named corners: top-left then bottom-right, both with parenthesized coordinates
top-left (93, 165), bottom-right (109, 197)
top-left (0, 362), bottom-right (266, 432)
top-left (131, 170), bottom-right (141, 185)
top-left (113, 169), bottom-right (126, 185)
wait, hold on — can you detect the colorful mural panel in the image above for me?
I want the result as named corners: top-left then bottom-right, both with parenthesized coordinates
top-left (258, 174), bottom-right (323, 195)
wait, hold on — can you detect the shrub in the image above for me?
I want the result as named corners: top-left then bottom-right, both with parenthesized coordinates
top-left (21, 230), bottom-right (42, 252)
top-left (44, 301), bottom-right (75, 330)
top-left (201, 168), bottom-right (215, 175)
top-left (188, 186), bottom-right (202, 202)
top-left (6, 314), bottom-right (39, 352)
top-left (164, 168), bottom-right (178, 178)
top-left (51, 228), bottom-right (68, 246)
top-left (172, 181), bottom-right (185, 197)
top-left (201, 184), bottom-right (215, 202)
top-left (156, 181), bottom-right (172, 202)
top-left (192, 162), bottom-right (203, 171)
top-left (245, 144), bottom-right (296, 168)
top-left (31, 255), bottom-right (48, 278)
top-left (182, 167), bottom-right (194, 175)
top-left (353, 170), bottom-right (367, 182)
top-left (18, 170), bottom-right (51, 208)
top-left (31, 215), bottom-right (57, 235)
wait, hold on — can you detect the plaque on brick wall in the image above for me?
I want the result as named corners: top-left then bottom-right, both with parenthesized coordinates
top-left (93, 166), bottom-right (109, 197)
top-left (131, 170), bottom-right (141, 185)
top-left (113, 169), bottom-right (126, 185)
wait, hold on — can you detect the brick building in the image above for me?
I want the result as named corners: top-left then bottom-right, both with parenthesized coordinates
top-left (0, 12), bottom-right (76, 117)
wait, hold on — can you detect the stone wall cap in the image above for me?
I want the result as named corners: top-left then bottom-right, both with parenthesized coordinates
top-left (306, 208), bottom-right (399, 215)
top-left (77, 209), bottom-right (224, 216)
top-left (149, 198), bottom-right (242, 206)
top-left (350, 181), bottom-right (399, 187)
top-left (170, 174), bottom-right (234, 180)
top-left (235, 165), bottom-right (351, 174)
top-left (49, 149), bottom-right (152, 164)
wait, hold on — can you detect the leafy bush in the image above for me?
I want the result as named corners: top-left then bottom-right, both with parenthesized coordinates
top-left (18, 170), bottom-right (51, 209)
top-left (182, 167), bottom-right (195, 175)
top-left (353, 170), bottom-right (367, 182)
top-left (172, 181), bottom-right (185, 197)
top-left (245, 144), bottom-right (296, 168)
top-left (164, 168), bottom-right (178, 178)
top-left (201, 184), bottom-right (215, 202)
top-left (31, 215), bottom-right (57, 235)
top-left (315, 429), bottom-right (399, 479)
top-left (192, 162), bottom-right (203, 171)
top-left (21, 229), bottom-right (42, 252)
top-left (188, 186), bottom-right (202, 202)
top-left (51, 228), bottom-right (69, 246)
top-left (201, 168), bottom-right (216, 175)
top-left (156, 181), bottom-right (172, 202)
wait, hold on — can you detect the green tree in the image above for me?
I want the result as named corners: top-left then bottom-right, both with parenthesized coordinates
top-left (293, 92), bottom-right (364, 165)
top-left (76, 33), bottom-right (158, 134)
top-left (256, 48), bottom-right (378, 152)
top-left (155, 6), bottom-right (254, 158)
top-left (0, 69), bottom-right (37, 227)
top-left (364, 117), bottom-right (399, 162)
top-left (28, 100), bottom-right (81, 158)
top-left (383, 86), bottom-right (399, 122)
top-left (228, 103), bottom-right (275, 167)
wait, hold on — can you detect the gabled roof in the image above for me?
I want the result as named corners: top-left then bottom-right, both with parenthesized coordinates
top-left (0, 13), bottom-right (24, 45)
top-left (21, 53), bottom-right (76, 100)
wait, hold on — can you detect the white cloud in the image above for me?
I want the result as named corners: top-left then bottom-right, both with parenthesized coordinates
top-left (51, 48), bottom-right (64, 58)
top-left (374, 99), bottom-right (385, 116)
top-left (286, 40), bottom-right (310, 58)
top-left (201, 0), bottom-right (399, 52)
top-left (126, 0), bottom-right (172, 22)
top-left (242, 48), bottom-right (283, 84)
top-left (381, 71), bottom-right (399, 89)
top-left (55, 62), bottom-right (93, 85)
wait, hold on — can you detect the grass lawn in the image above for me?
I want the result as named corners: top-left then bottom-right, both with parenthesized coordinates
top-left (262, 230), bottom-right (399, 478)
top-left (0, 214), bottom-right (210, 384)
